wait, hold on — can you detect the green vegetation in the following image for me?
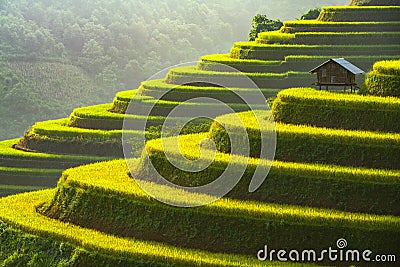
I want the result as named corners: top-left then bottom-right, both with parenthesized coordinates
top-left (68, 104), bottom-right (127, 129)
top-left (299, 8), bottom-right (321, 20)
top-left (1, 1), bottom-right (399, 265)
top-left (365, 60), bottom-right (400, 97)
top-left (0, 62), bottom-right (105, 140)
top-left (372, 60), bottom-right (400, 76)
top-left (109, 83), bottom-right (278, 114)
top-left (281, 21), bottom-right (400, 33)
top-left (127, 94), bottom-right (267, 117)
top-left (350, 0), bottom-right (400, 5)
top-left (272, 88), bottom-right (400, 132)
top-left (198, 54), bottom-right (398, 73)
top-left (0, 185), bottom-right (44, 197)
top-left (209, 111), bottom-right (400, 169)
top-left (0, 221), bottom-right (84, 267)
top-left (143, 134), bottom-right (400, 214)
top-left (0, 166), bottom-right (61, 187)
top-left (248, 14), bottom-right (283, 41)
top-left (17, 119), bottom-right (142, 157)
top-left (68, 103), bottom-right (166, 130)
top-left (0, 190), bottom-right (313, 267)
top-left (110, 89), bottom-right (137, 112)
top-left (257, 31), bottom-right (295, 44)
top-left (1, 0), bottom-right (346, 140)
top-left (138, 79), bottom-right (281, 102)
top-left (318, 6), bottom-right (400, 22)
top-left (36, 160), bottom-right (400, 256)
top-left (23, 119), bottom-right (139, 141)
top-left (0, 139), bottom-right (108, 169)
top-left (7, 62), bottom-right (100, 103)
top-left (165, 66), bottom-right (314, 88)
top-left (257, 32), bottom-right (400, 45)
top-left (230, 42), bottom-right (400, 60)
top-left (1, 0), bottom-right (299, 87)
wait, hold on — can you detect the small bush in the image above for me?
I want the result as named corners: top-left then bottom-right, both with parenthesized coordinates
top-left (366, 60), bottom-right (400, 97)
top-left (248, 14), bottom-right (283, 41)
top-left (300, 8), bottom-right (321, 20)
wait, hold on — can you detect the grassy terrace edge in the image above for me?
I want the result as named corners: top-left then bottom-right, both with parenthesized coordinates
top-left (0, 138), bottom-right (110, 169)
top-left (230, 43), bottom-right (400, 60)
top-left (209, 111), bottom-right (400, 169)
top-left (69, 103), bottom-right (171, 130)
top-left (24, 119), bottom-right (142, 140)
top-left (165, 66), bottom-right (313, 88)
top-left (256, 31), bottom-right (400, 45)
top-left (280, 20), bottom-right (400, 33)
top-left (0, 190), bottom-right (308, 267)
top-left (126, 94), bottom-right (268, 117)
top-left (17, 119), bottom-right (142, 157)
top-left (38, 160), bottom-right (400, 255)
top-left (138, 79), bottom-right (281, 100)
top-left (141, 133), bottom-right (400, 214)
top-left (0, 185), bottom-right (44, 197)
top-left (318, 6), bottom-right (400, 22)
top-left (272, 88), bottom-right (400, 132)
top-left (198, 54), bottom-right (398, 73)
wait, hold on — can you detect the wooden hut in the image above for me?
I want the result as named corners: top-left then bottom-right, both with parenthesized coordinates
top-left (309, 58), bottom-right (364, 92)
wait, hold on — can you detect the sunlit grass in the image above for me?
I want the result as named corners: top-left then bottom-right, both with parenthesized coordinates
top-left (0, 138), bottom-right (108, 162)
top-left (275, 88), bottom-right (400, 110)
top-left (27, 118), bottom-right (142, 141)
top-left (45, 159), bottom-right (400, 229)
top-left (372, 59), bottom-right (400, 76)
top-left (0, 189), bottom-right (310, 267)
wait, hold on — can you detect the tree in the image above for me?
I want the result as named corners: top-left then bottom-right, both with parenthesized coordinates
top-left (63, 23), bottom-right (85, 51)
top-left (98, 61), bottom-right (120, 90)
top-left (248, 14), bottom-right (283, 41)
top-left (82, 39), bottom-right (104, 58)
top-left (299, 8), bottom-right (321, 20)
top-left (123, 59), bottom-right (144, 87)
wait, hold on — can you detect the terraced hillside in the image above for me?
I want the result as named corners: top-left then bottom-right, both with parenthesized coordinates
top-left (0, 2), bottom-right (399, 266)
top-left (1, 83), bottom-right (399, 265)
top-left (0, 3), bottom-right (399, 197)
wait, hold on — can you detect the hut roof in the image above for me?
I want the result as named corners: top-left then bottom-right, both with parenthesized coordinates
top-left (309, 58), bottom-right (364, 74)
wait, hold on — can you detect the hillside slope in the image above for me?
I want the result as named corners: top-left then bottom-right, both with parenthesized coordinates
top-left (0, 2), bottom-right (399, 266)
top-left (0, 0), bottom-right (347, 140)
top-left (0, 61), bottom-right (115, 140)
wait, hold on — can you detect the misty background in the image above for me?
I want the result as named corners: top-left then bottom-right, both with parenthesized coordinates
top-left (0, 0), bottom-right (347, 140)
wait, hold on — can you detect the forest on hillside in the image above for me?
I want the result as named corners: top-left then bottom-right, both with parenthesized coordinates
top-left (0, 0), bottom-right (347, 140)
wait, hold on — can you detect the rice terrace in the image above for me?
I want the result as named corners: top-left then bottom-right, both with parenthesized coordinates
top-left (0, 0), bottom-right (399, 266)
